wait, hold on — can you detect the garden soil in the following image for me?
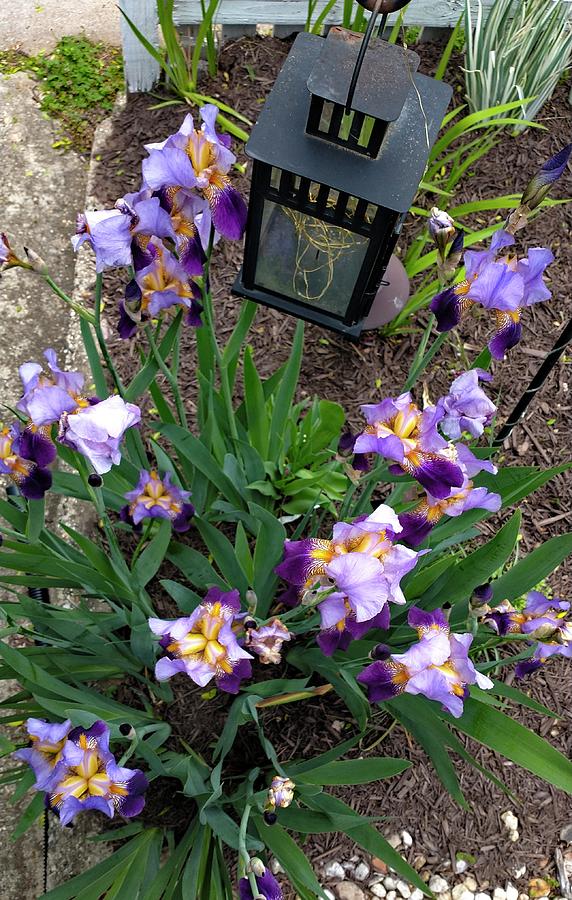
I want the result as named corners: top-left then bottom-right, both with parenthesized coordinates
top-left (88, 36), bottom-right (572, 894)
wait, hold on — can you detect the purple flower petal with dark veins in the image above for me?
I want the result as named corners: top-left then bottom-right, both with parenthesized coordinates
top-left (430, 285), bottom-right (465, 332)
top-left (179, 232), bottom-right (206, 276)
top-left (143, 148), bottom-right (198, 193)
top-left (216, 657), bottom-right (253, 694)
top-left (325, 553), bottom-right (391, 623)
top-left (408, 606), bottom-right (449, 637)
top-left (19, 466), bottom-right (52, 499)
top-left (118, 301), bottom-right (138, 339)
top-left (13, 718), bottom-right (72, 789)
top-left (206, 180), bottom-right (247, 241)
top-left (16, 427), bottom-right (56, 467)
top-left (489, 311), bottom-right (522, 360)
top-left (357, 659), bottom-right (405, 702)
top-left (464, 229), bottom-right (514, 281)
top-left (514, 657), bottom-right (543, 679)
top-left (405, 453), bottom-right (464, 500)
top-left (397, 509), bottom-right (434, 547)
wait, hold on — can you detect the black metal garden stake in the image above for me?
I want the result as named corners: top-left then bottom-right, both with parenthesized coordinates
top-left (233, 0), bottom-right (452, 338)
top-left (494, 316), bottom-right (572, 446)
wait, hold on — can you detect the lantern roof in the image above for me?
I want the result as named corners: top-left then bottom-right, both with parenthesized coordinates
top-left (245, 32), bottom-right (452, 214)
top-left (307, 27), bottom-right (420, 123)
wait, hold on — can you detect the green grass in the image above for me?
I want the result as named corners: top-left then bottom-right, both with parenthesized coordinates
top-left (0, 36), bottom-right (124, 152)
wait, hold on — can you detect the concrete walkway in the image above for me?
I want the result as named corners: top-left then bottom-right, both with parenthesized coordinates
top-left (0, 71), bottom-right (108, 897)
top-left (0, 1), bottom-right (121, 53)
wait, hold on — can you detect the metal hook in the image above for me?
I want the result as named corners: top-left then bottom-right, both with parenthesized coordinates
top-left (344, 0), bottom-right (410, 114)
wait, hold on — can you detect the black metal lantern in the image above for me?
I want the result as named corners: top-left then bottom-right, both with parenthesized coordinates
top-left (233, 16), bottom-right (452, 338)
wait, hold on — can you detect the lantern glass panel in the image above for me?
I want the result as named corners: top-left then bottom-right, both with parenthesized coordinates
top-left (255, 199), bottom-right (370, 318)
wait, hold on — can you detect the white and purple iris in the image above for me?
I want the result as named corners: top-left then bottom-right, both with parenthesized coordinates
top-left (484, 590), bottom-right (572, 678)
top-left (149, 588), bottom-right (253, 693)
top-left (15, 719), bottom-right (148, 826)
top-left (430, 228), bottom-right (554, 360)
top-left (13, 348), bottom-right (141, 477)
top-left (357, 607), bottom-right (493, 718)
top-left (142, 104), bottom-right (247, 243)
top-left (120, 469), bottom-right (194, 532)
top-left (275, 504), bottom-right (423, 655)
top-left (438, 369), bottom-right (496, 441)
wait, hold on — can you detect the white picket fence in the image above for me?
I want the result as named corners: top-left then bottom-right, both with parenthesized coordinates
top-left (119, 0), bottom-right (494, 92)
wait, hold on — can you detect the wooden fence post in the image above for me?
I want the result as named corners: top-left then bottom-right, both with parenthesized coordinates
top-left (119, 0), bottom-right (161, 93)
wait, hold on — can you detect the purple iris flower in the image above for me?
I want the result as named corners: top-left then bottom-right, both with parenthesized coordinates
top-left (276, 504), bottom-right (422, 653)
top-left (40, 720), bottom-right (148, 826)
top-left (486, 590), bottom-right (570, 637)
top-left (517, 247), bottom-right (555, 306)
top-left (357, 607), bottom-right (493, 717)
top-left (149, 587), bottom-right (253, 693)
top-left (485, 591), bottom-right (572, 679)
top-left (245, 618), bottom-right (292, 664)
top-left (17, 348), bottom-right (85, 426)
top-left (275, 502), bottom-right (407, 592)
top-left (0, 423), bottom-right (55, 499)
top-left (438, 369), bottom-right (496, 440)
top-left (13, 718), bottom-right (72, 789)
top-left (119, 239), bottom-right (203, 338)
top-left (354, 393), bottom-right (464, 500)
top-left (142, 104), bottom-right (247, 241)
top-left (431, 229), bottom-right (554, 360)
top-left (58, 395), bottom-right (141, 475)
top-left (72, 209), bottom-right (134, 272)
top-left (239, 867), bottom-right (283, 900)
top-left (121, 469), bottom-right (194, 532)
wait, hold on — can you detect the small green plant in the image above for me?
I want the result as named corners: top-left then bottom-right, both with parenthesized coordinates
top-left (0, 38), bottom-right (124, 152)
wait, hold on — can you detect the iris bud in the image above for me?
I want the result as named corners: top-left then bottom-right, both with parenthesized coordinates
top-left (371, 643), bottom-right (391, 661)
top-left (88, 473), bottom-right (103, 487)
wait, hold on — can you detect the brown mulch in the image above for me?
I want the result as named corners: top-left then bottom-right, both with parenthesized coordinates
top-left (88, 35), bottom-right (572, 891)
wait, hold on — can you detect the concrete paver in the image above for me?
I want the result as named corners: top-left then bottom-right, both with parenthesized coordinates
top-left (0, 1), bottom-right (121, 53)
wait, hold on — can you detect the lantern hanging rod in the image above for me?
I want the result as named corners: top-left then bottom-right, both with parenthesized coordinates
top-left (345, 0), bottom-right (412, 115)
top-left (493, 314), bottom-right (572, 446)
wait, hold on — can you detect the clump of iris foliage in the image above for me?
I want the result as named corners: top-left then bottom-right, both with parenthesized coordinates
top-left (0, 94), bottom-right (571, 900)
top-left (0, 37), bottom-right (124, 152)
